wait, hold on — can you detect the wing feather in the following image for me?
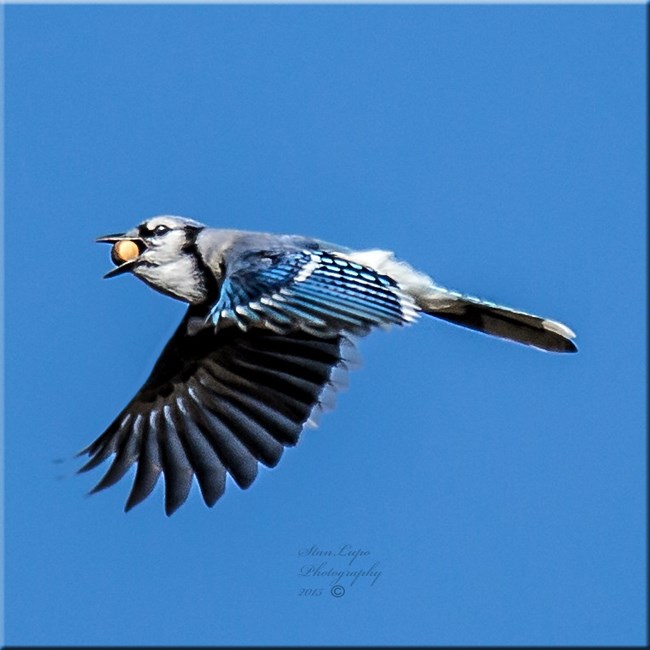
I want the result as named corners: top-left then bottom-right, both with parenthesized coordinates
top-left (186, 382), bottom-right (260, 490)
top-left (210, 248), bottom-right (419, 333)
top-left (125, 411), bottom-right (163, 511)
top-left (80, 309), bottom-right (357, 513)
top-left (89, 413), bottom-right (143, 493)
top-left (158, 404), bottom-right (195, 515)
top-left (174, 396), bottom-right (227, 507)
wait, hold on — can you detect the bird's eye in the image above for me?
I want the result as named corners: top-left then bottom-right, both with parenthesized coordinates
top-left (153, 224), bottom-right (170, 236)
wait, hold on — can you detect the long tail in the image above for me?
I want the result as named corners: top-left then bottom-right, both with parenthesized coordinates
top-left (417, 289), bottom-right (577, 353)
top-left (340, 249), bottom-right (577, 353)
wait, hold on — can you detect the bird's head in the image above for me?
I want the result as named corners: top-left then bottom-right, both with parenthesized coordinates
top-left (98, 215), bottom-right (210, 303)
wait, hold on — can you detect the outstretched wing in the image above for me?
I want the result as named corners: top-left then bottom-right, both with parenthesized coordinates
top-left (78, 309), bottom-right (356, 515)
top-left (209, 248), bottom-right (419, 335)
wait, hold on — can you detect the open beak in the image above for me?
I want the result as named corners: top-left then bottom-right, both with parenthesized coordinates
top-left (96, 233), bottom-right (147, 279)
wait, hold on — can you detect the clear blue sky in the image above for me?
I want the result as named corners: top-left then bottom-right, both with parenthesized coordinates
top-left (3, 4), bottom-right (646, 646)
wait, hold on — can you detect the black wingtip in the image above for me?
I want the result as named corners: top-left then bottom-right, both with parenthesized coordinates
top-left (76, 454), bottom-right (106, 474)
top-left (165, 499), bottom-right (186, 517)
top-left (74, 444), bottom-right (92, 458)
top-left (124, 492), bottom-right (144, 513)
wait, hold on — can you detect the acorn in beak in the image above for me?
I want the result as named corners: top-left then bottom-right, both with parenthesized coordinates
top-left (96, 234), bottom-right (147, 278)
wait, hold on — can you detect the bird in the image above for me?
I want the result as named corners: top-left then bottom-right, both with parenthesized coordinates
top-left (78, 215), bottom-right (577, 515)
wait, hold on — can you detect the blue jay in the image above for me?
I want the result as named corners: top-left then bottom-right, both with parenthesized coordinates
top-left (79, 215), bottom-right (577, 515)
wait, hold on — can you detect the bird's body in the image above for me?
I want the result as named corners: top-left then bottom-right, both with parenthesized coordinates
top-left (80, 215), bottom-right (577, 514)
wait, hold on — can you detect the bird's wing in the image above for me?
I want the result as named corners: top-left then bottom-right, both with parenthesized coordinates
top-left (78, 308), bottom-right (356, 515)
top-left (208, 248), bottom-right (419, 335)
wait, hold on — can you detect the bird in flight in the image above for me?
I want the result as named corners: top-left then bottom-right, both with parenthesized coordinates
top-left (78, 215), bottom-right (577, 515)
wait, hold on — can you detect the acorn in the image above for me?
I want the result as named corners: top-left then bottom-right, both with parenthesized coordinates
top-left (111, 240), bottom-right (140, 265)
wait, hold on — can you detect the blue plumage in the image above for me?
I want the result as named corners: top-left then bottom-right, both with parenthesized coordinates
top-left (209, 249), bottom-right (417, 334)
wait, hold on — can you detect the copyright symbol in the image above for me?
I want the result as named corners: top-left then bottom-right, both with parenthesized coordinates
top-left (331, 584), bottom-right (345, 598)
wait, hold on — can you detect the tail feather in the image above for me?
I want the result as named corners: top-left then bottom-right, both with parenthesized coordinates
top-left (419, 290), bottom-right (577, 353)
top-left (338, 249), bottom-right (577, 353)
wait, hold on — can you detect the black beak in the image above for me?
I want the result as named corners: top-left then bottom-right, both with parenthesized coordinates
top-left (97, 233), bottom-right (147, 279)
top-left (102, 261), bottom-right (138, 279)
top-left (96, 233), bottom-right (131, 244)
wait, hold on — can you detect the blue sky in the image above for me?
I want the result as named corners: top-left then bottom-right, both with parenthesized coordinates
top-left (3, 4), bottom-right (646, 646)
